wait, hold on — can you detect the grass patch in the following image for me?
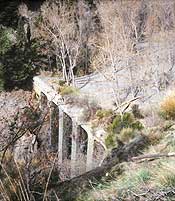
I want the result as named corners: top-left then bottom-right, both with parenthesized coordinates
top-left (116, 167), bottom-right (151, 191)
top-left (82, 166), bottom-right (152, 200)
top-left (136, 168), bottom-right (151, 183)
top-left (153, 160), bottom-right (175, 188)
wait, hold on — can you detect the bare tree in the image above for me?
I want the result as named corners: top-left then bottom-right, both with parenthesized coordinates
top-left (91, 1), bottom-right (144, 113)
top-left (93, 0), bottom-right (175, 110)
top-left (39, 2), bottom-right (81, 85)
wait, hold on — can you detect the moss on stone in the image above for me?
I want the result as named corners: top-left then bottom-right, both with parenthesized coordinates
top-left (59, 85), bottom-right (79, 96)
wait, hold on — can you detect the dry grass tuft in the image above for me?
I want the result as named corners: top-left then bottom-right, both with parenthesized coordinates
top-left (153, 160), bottom-right (175, 187)
top-left (160, 92), bottom-right (175, 120)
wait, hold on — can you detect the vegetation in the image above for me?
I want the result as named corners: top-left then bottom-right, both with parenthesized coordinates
top-left (0, 27), bottom-right (13, 91)
top-left (119, 127), bottom-right (135, 143)
top-left (0, 64), bottom-right (4, 91)
top-left (104, 133), bottom-right (116, 149)
top-left (0, 27), bottom-right (12, 55)
top-left (59, 85), bottom-right (79, 96)
top-left (96, 109), bottom-right (113, 120)
top-left (160, 91), bottom-right (175, 120)
top-left (0, 25), bottom-right (41, 90)
top-left (1, 0), bottom-right (175, 200)
top-left (105, 112), bottom-right (144, 148)
top-left (2, 40), bottom-right (40, 89)
top-left (76, 107), bottom-right (175, 201)
top-left (0, 153), bottom-right (60, 201)
top-left (77, 159), bottom-right (175, 201)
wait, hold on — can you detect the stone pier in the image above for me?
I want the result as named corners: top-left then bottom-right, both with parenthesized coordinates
top-left (70, 119), bottom-right (79, 177)
top-left (86, 133), bottom-right (94, 171)
top-left (49, 102), bottom-right (59, 151)
top-left (58, 108), bottom-right (64, 163)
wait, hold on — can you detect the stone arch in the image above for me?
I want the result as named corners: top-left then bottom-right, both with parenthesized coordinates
top-left (63, 112), bottom-right (72, 159)
top-left (79, 127), bottom-right (88, 155)
top-left (39, 92), bottom-right (47, 109)
top-left (93, 140), bottom-right (106, 167)
top-left (72, 126), bottom-right (88, 176)
top-left (49, 101), bottom-right (59, 151)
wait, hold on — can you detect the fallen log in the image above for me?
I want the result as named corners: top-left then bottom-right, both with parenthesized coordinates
top-left (131, 152), bottom-right (175, 163)
top-left (48, 135), bottom-right (149, 201)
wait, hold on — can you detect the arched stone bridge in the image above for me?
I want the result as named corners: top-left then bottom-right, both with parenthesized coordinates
top-left (33, 72), bottom-right (116, 178)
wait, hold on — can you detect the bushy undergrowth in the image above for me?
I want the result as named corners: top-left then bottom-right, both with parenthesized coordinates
top-left (0, 152), bottom-right (60, 201)
top-left (96, 109), bottom-right (113, 120)
top-left (77, 124), bottom-right (175, 201)
top-left (0, 27), bottom-right (12, 55)
top-left (105, 112), bottom-right (144, 148)
top-left (119, 127), bottom-right (135, 143)
top-left (0, 27), bottom-right (13, 91)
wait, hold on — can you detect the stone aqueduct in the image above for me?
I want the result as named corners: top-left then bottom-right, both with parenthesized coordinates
top-left (33, 74), bottom-right (111, 178)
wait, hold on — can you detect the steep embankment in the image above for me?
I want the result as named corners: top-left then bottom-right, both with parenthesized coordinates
top-left (75, 93), bottom-right (175, 201)
top-left (77, 129), bottom-right (175, 201)
top-left (0, 90), bottom-right (31, 149)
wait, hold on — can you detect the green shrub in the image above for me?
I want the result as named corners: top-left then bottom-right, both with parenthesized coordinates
top-left (119, 128), bottom-right (135, 143)
top-left (105, 133), bottom-right (117, 149)
top-left (105, 112), bottom-right (144, 147)
top-left (108, 114), bottom-right (122, 133)
top-left (2, 39), bottom-right (40, 89)
top-left (0, 27), bottom-right (12, 55)
top-left (0, 27), bottom-right (13, 90)
top-left (96, 109), bottom-right (113, 120)
top-left (59, 80), bottom-right (66, 86)
top-left (131, 120), bottom-right (144, 130)
top-left (108, 113), bottom-right (141, 133)
top-left (122, 112), bottom-right (135, 126)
